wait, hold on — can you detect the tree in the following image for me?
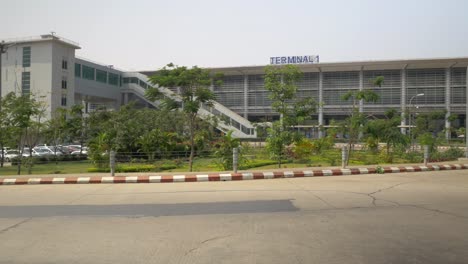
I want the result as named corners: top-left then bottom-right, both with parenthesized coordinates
top-left (146, 63), bottom-right (222, 172)
top-left (341, 77), bottom-right (382, 165)
top-left (0, 96), bottom-right (15, 168)
top-left (45, 108), bottom-right (68, 158)
top-left (366, 109), bottom-right (408, 161)
top-left (457, 127), bottom-right (466, 143)
top-left (214, 131), bottom-right (241, 170)
top-left (264, 65), bottom-right (316, 168)
top-left (67, 104), bottom-right (88, 154)
top-left (411, 110), bottom-right (447, 152)
top-left (2, 92), bottom-right (44, 174)
top-left (137, 129), bottom-right (177, 162)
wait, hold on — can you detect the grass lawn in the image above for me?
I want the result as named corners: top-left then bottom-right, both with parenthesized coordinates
top-left (0, 148), bottom-right (430, 176)
top-left (0, 160), bottom-right (92, 176)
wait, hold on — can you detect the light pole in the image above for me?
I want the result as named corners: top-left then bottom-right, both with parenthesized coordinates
top-left (0, 41), bottom-right (6, 99)
top-left (409, 93), bottom-right (425, 151)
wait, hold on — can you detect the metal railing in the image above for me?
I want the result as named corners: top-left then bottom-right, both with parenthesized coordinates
top-left (121, 72), bottom-right (257, 138)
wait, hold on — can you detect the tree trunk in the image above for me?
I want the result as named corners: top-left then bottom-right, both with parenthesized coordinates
top-left (346, 135), bottom-right (354, 166)
top-left (278, 147), bottom-right (282, 168)
top-left (0, 142), bottom-right (4, 168)
top-left (17, 145), bottom-right (21, 175)
top-left (189, 116), bottom-right (195, 172)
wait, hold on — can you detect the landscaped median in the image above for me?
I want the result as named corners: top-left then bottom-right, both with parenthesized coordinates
top-left (1, 163), bottom-right (467, 186)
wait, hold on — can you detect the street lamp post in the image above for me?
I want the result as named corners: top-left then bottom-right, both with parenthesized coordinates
top-left (0, 41), bottom-right (6, 99)
top-left (409, 93), bottom-right (425, 151)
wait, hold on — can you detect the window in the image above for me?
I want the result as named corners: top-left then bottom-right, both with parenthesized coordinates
top-left (139, 80), bottom-right (148, 89)
top-left (22, 72), bottom-right (31, 94)
top-left (82, 65), bottom-right (95, 80)
top-left (62, 59), bottom-right (68, 70)
top-left (75, 63), bottom-right (81, 77)
top-left (61, 95), bottom-right (67, 106)
top-left (96, 69), bottom-right (107, 83)
top-left (61, 79), bottom-right (67, 89)
top-left (22, 47), bottom-right (31, 67)
top-left (123, 77), bottom-right (138, 84)
top-left (108, 73), bottom-right (119, 86)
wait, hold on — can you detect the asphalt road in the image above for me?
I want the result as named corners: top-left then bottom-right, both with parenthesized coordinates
top-left (0, 170), bottom-right (467, 264)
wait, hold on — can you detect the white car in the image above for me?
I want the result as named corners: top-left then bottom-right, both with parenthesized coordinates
top-left (31, 148), bottom-right (54, 156)
top-left (71, 148), bottom-right (88, 156)
top-left (3, 150), bottom-right (20, 162)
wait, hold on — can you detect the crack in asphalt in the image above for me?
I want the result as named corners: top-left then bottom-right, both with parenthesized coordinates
top-left (406, 205), bottom-right (468, 219)
top-left (185, 234), bottom-right (233, 255)
top-left (285, 179), bottom-right (337, 209)
top-left (0, 218), bottom-right (32, 234)
top-left (366, 181), bottom-right (419, 206)
top-left (285, 177), bottom-right (419, 209)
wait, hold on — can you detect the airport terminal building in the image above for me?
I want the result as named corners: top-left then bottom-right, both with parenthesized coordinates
top-left (1, 34), bottom-right (467, 139)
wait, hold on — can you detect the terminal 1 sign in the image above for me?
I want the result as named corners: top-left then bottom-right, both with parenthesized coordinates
top-left (270, 55), bottom-right (319, 65)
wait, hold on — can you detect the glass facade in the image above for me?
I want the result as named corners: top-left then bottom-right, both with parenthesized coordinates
top-left (214, 75), bottom-right (244, 108)
top-left (108, 73), bottom-right (119, 86)
top-left (75, 63), bottom-right (81, 77)
top-left (451, 67), bottom-right (467, 104)
top-left (96, 69), bottom-right (107, 83)
top-left (21, 72), bottom-right (31, 94)
top-left (406, 69), bottom-right (445, 105)
top-left (82, 65), bottom-right (95, 80)
top-left (364, 70), bottom-right (401, 105)
top-left (211, 67), bottom-right (467, 120)
top-left (22, 47), bottom-right (31, 67)
top-left (123, 77), bottom-right (139, 84)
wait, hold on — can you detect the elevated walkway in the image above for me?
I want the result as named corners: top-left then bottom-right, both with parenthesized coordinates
top-left (121, 72), bottom-right (257, 139)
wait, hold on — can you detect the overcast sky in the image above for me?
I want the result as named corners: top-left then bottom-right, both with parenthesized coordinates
top-left (2, 0), bottom-right (468, 71)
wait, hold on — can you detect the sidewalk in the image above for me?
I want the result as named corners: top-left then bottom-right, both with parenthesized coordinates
top-left (1, 160), bottom-right (467, 185)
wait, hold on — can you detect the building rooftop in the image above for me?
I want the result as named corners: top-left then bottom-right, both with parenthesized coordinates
top-left (140, 57), bottom-right (468, 76)
top-left (1, 34), bottom-right (81, 49)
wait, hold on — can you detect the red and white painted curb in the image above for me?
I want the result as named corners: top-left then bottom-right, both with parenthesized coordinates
top-left (1, 164), bottom-right (467, 186)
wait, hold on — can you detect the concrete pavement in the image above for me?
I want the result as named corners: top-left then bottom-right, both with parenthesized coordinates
top-left (0, 170), bottom-right (467, 263)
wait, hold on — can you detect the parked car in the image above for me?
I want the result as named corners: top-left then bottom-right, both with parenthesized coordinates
top-left (36, 146), bottom-right (64, 155)
top-left (3, 150), bottom-right (20, 162)
top-left (71, 146), bottom-right (88, 156)
top-left (31, 148), bottom-right (54, 157)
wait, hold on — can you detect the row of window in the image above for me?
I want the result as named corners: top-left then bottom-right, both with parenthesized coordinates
top-left (74, 63), bottom-right (120, 86)
top-left (20, 71), bottom-right (67, 106)
top-left (216, 87), bottom-right (466, 108)
top-left (22, 47), bottom-right (31, 68)
top-left (122, 77), bottom-right (151, 89)
top-left (21, 72), bottom-right (30, 94)
top-left (21, 47), bottom-right (70, 71)
top-left (217, 69), bottom-right (466, 92)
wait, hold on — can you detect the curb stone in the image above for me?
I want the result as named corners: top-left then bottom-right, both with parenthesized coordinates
top-left (1, 164), bottom-right (467, 186)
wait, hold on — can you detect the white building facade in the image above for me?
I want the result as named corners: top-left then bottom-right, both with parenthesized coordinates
top-left (1, 34), bottom-right (468, 139)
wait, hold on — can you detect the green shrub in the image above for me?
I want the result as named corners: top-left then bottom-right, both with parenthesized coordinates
top-left (87, 167), bottom-right (109, 173)
top-left (239, 159), bottom-right (290, 170)
top-left (87, 164), bottom-right (156, 173)
top-left (293, 139), bottom-right (314, 160)
top-left (401, 151), bottom-right (423, 163)
top-left (118, 164), bottom-right (155, 172)
top-left (159, 164), bottom-right (177, 171)
top-left (430, 147), bottom-right (464, 162)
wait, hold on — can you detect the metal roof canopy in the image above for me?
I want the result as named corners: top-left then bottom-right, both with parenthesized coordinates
top-left (204, 57), bottom-right (468, 75)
